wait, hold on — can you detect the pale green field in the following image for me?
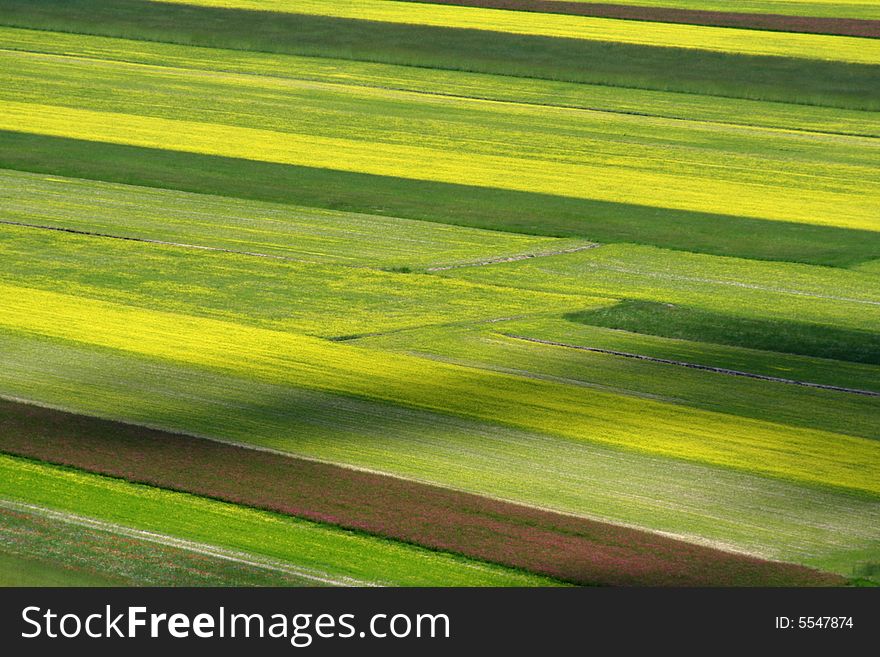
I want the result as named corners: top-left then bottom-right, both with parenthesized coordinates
top-left (150, 0), bottom-right (880, 63)
top-left (0, 169), bottom-right (589, 269)
top-left (1, 284), bottom-right (877, 496)
top-left (0, 455), bottom-right (558, 586)
top-left (0, 502), bottom-right (355, 586)
top-left (3, 29), bottom-right (877, 136)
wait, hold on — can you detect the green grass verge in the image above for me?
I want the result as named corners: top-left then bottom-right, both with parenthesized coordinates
top-left (1, 134), bottom-right (876, 266)
top-left (0, 503), bottom-right (349, 586)
top-left (0, 455), bottom-right (558, 586)
top-left (0, 0), bottom-right (877, 108)
top-left (566, 300), bottom-right (880, 365)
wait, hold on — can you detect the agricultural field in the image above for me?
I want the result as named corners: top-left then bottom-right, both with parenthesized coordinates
top-left (0, 0), bottom-right (877, 588)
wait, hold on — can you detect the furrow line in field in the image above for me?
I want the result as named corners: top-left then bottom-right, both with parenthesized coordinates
top-left (0, 219), bottom-right (314, 263)
top-left (504, 334), bottom-right (880, 397)
top-left (0, 498), bottom-right (373, 587)
top-left (426, 244), bottom-right (600, 270)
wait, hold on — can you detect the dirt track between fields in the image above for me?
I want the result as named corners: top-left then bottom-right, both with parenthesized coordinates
top-left (400, 0), bottom-right (880, 38)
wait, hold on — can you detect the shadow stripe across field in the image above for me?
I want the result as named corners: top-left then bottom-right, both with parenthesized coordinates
top-left (2, 132), bottom-right (876, 267)
top-left (0, 399), bottom-right (843, 587)
top-left (0, 0), bottom-right (877, 108)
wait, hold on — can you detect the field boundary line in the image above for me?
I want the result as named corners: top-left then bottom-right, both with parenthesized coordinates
top-left (0, 218), bottom-right (314, 263)
top-left (504, 334), bottom-right (880, 397)
top-left (426, 243), bottom-right (600, 270)
top-left (0, 497), bottom-right (375, 587)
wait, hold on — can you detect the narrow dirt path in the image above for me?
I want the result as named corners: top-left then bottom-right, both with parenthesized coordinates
top-left (505, 334), bottom-right (880, 397)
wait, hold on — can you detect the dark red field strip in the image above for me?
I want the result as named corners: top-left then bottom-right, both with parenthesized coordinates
top-left (0, 399), bottom-right (842, 586)
top-left (399, 0), bottom-right (880, 38)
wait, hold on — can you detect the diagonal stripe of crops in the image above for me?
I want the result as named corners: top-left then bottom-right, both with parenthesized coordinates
top-left (150, 0), bottom-right (880, 63)
top-left (1, 284), bottom-right (876, 496)
top-left (0, 0), bottom-right (878, 585)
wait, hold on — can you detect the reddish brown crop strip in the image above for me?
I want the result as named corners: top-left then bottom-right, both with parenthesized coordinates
top-left (397, 0), bottom-right (880, 38)
top-left (0, 399), bottom-right (842, 586)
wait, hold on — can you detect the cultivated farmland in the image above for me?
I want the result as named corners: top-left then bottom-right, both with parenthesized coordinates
top-left (0, 0), bottom-right (877, 587)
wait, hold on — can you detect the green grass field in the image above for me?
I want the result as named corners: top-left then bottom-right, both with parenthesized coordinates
top-left (0, 0), bottom-right (877, 586)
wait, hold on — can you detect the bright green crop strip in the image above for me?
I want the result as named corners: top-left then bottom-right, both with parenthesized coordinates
top-left (151, 0), bottom-right (880, 64)
top-left (1, 284), bottom-right (877, 495)
top-left (354, 323), bottom-right (880, 439)
top-left (2, 102), bottom-right (876, 231)
top-left (2, 331), bottom-right (876, 574)
top-left (0, 503), bottom-right (343, 586)
top-left (0, 455), bottom-right (555, 586)
top-left (501, 316), bottom-right (880, 393)
top-left (0, 170), bottom-right (586, 269)
top-left (0, 224), bottom-right (591, 336)
top-left (547, 0), bottom-right (880, 20)
top-left (444, 244), bottom-right (880, 332)
top-left (3, 29), bottom-right (877, 136)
